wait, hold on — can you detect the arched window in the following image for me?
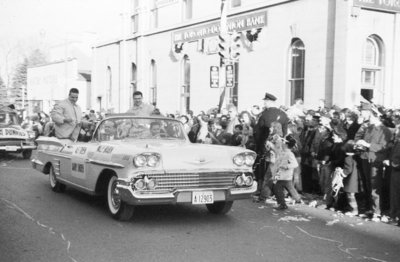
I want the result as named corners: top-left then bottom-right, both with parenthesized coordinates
top-left (361, 35), bottom-right (384, 101)
top-left (106, 66), bottom-right (112, 106)
top-left (181, 55), bottom-right (191, 113)
top-left (150, 60), bottom-right (157, 106)
top-left (288, 38), bottom-right (305, 105)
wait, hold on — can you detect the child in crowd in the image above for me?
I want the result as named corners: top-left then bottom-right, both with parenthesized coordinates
top-left (272, 135), bottom-right (303, 210)
top-left (257, 121), bottom-right (284, 202)
top-left (340, 140), bottom-right (360, 216)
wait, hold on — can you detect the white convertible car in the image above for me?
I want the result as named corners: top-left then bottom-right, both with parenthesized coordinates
top-left (32, 115), bottom-right (257, 221)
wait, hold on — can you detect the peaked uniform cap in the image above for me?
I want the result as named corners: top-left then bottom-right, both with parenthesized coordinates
top-left (263, 92), bottom-right (277, 101)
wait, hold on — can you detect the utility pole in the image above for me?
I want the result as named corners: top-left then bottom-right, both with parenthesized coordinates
top-left (218, 0), bottom-right (228, 112)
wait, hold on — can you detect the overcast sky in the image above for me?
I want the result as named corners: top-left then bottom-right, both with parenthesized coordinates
top-left (0, 0), bottom-right (125, 80)
top-left (0, 0), bottom-right (124, 42)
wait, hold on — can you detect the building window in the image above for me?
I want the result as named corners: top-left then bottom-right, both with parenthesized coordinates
top-left (361, 35), bottom-right (384, 101)
top-left (183, 0), bottom-right (193, 20)
top-left (131, 14), bottom-right (139, 33)
top-left (130, 63), bottom-right (137, 108)
top-left (150, 0), bottom-right (158, 28)
top-left (150, 60), bottom-right (157, 106)
top-left (106, 66), bottom-right (112, 105)
top-left (288, 38), bottom-right (305, 105)
top-left (181, 55), bottom-right (191, 113)
top-left (231, 0), bottom-right (241, 8)
top-left (131, 0), bottom-right (139, 34)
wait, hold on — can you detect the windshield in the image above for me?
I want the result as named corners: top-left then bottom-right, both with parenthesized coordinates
top-left (93, 117), bottom-right (187, 142)
top-left (0, 112), bottom-right (19, 126)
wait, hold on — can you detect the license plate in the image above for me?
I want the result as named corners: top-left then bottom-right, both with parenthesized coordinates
top-left (5, 146), bottom-right (18, 151)
top-left (192, 191), bottom-right (214, 204)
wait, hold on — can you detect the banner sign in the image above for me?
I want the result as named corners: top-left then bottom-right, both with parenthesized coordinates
top-left (173, 11), bottom-right (267, 44)
top-left (210, 66), bottom-right (219, 88)
top-left (354, 0), bottom-right (400, 13)
top-left (0, 128), bottom-right (28, 139)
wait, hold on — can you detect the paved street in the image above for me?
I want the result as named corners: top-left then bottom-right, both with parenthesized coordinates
top-left (1, 153), bottom-right (400, 262)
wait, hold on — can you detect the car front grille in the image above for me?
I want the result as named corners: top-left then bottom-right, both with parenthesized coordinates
top-left (145, 171), bottom-right (249, 190)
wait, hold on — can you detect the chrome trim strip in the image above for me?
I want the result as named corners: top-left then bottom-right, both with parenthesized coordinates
top-left (57, 177), bottom-right (94, 193)
top-left (229, 182), bottom-right (258, 194)
top-left (31, 159), bottom-right (44, 166)
top-left (117, 183), bottom-right (257, 198)
top-left (41, 151), bottom-right (72, 160)
top-left (0, 145), bottom-right (36, 150)
top-left (86, 159), bottom-right (125, 168)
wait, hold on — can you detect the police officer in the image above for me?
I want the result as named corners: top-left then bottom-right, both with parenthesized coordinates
top-left (253, 92), bottom-right (289, 197)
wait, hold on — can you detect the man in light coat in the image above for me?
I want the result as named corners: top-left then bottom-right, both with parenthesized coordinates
top-left (50, 88), bottom-right (86, 141)
top-left (126, 91), bottom-right (155, 116)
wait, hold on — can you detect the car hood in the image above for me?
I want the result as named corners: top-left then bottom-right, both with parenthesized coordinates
top-left (104, 139), bottom-right (250, 170)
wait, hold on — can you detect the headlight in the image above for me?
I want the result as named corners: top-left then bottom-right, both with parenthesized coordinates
top-left (146, 179), bottom-right (157, 190)
top-left (244, 176), bottom-right (254, 186)
top-left (133, 153), bottom-right (161, 167)
top-left (134, 179), bottom-right (146, 190)
top-left (245, 154), bottom-right (255, 166)
top-left (233, 152), bottom-right (256, 167)
top-left (133, 176), bottom-right (157, 190)
top-left (233, 154), bottom-right (245, 166)
top-left (235, 175), bottom-right (245, 186)
top-left (147, 155), bottom-right (159, 167)
top-left (133, 155), bottom-right (147, 167)
top-left (234, 174), bottom-right (253, 187)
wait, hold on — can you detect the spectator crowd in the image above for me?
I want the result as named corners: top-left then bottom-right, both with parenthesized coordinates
top-left (20, 91), bottom-right (400, 227)
top-left (164, 94), bottom-right (400, 226)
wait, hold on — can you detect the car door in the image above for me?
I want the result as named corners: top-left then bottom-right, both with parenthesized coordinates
top-left (69, 142), bottom-right (90, 190)
top-left (57, 144), bottom-right (75, 183)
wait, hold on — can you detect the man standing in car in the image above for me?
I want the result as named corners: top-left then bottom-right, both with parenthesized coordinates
top-left (127, 91), bottom-right (155, 116)
top-left (50, 88), bottom-right (87, 141)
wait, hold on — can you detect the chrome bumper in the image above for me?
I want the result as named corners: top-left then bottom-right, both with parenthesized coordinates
top-left (0, 145), bottom-right (36, 151)
top-left (31, 158), bottom-right (45, 171)
top-left (116, 181), bottom-right (257, 205)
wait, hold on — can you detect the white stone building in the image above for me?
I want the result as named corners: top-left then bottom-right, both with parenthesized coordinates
top-left (27, 59), bottom-right (91, 115)
top-left (92, 0), bottom-right (400, 114)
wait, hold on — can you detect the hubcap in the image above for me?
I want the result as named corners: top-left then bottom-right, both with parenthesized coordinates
top-left (110, 180), bottom-right (121, 210)
top-left (50, 169), bottom-right (56, 187)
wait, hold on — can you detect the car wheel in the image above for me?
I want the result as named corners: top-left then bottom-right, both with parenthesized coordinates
top-left (22, 150), bottom-right (32, 159)
top-left (206, 201), bottom-right (233, 214)
top-left (49, 166), bottom-right (66, 192)
top-left (107, 176), bottom-right (134, 221)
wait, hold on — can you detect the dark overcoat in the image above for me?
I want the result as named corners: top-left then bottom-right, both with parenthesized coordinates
top-left (342, 155), bottom-right (360, 193)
